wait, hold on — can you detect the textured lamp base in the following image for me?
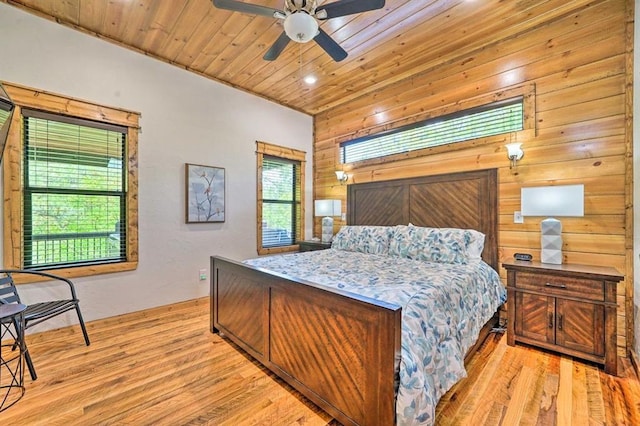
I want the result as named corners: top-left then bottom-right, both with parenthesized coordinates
top-left (321, 216), bottom-right (334, 243)
top-left (541, 218), bottom-right (562, 264)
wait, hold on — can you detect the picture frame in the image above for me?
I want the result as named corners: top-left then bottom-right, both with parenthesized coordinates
top-left (185, 163), bottom-right (225, 223)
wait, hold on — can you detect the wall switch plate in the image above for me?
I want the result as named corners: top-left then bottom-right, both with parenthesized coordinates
top-left (514, 211), bottom-right (524, 224)
top-left (341, 213), bottom-right (346, 221)
top-left (199, 269), bottom-right (207, 281)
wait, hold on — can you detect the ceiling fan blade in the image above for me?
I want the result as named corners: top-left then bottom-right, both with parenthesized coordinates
top-left (212, 0), bottom-right (282, 18)
top-left (314, 28), bottom-right (348, 62)
top-left (316, 0), bottom-right (385, 20)
top-left (263, 32), bottom-right (292, 61)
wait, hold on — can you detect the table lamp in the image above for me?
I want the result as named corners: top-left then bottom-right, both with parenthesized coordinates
top-left (521, 184), bottom-right (584, 264)
top-left (314, 199), bottom-right (341, 243)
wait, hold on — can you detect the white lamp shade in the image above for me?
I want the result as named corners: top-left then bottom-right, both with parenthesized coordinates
top-left (521, 184), bottom-right (583, 265)
top-left (521, 184), bottom-right (584, 217)
top-left (284, 13), bottom-right (318, 43)
top-left (314, 199), bottom-right (341, 217)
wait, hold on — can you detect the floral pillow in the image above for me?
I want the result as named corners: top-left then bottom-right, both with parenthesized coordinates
top-left (389, 225), bottom-right (477, 264)
top-left (331, 226), bottom-right (393, 255)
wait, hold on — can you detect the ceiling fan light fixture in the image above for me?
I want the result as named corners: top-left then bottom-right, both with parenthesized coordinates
top-left (284, 12), bottom-right (318, 43)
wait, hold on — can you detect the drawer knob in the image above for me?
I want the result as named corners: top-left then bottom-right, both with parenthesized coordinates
top-left (545, 282), bottom-right (567, 289)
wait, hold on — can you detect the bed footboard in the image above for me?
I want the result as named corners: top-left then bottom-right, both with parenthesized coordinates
top-left (210, 256), bottom-right (402, 426)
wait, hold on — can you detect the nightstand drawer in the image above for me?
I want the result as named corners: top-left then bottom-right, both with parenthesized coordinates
top-left (515, 272), bottom-right (604, 301)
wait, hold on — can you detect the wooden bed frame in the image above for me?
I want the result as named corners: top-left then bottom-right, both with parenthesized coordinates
top-left (210, 169), bottom-right (499, 426)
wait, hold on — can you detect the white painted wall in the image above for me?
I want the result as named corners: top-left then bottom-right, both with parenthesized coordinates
top-left (0, 4), bottom-right (314, 332)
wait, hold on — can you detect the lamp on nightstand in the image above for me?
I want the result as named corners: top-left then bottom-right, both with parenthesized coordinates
top-left (521, 184), bottom-right (584, 264)
top-left (314, 199), bottom-right (341, 243)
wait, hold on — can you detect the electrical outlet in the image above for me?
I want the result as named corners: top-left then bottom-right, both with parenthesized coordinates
top-left (514, 211), bottom-right (524, 224)
top-left (199, 269), bottom-right (207, 281)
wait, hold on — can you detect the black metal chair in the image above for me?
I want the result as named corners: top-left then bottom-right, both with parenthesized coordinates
top-left (0, 269), bottom-right (90, 380)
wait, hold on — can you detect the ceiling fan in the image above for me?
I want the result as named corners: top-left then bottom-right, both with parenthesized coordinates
top-left (212, 0), bottom-right (385, 62)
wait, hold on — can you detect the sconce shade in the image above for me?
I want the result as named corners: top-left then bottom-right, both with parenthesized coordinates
top-left (505, 142), bottom-right (523, 160)
top-left (505, 142), bottom-right (524, 169)
top-left (335, 170), bottom-right (348, 184)
top-left (521, 184), bottom-right (584, 264)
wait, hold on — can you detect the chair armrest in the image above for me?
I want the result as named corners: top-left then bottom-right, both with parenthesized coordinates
top-left (0, 269), bottom-right (80, 300)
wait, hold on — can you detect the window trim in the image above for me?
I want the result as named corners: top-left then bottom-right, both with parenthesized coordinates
top-left (2, 82), bottom-right (139, 282)
top-left (256, 141), bottom-right (306, 256)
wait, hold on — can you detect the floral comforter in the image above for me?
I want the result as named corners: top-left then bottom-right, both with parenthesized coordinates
top-left (244, 248), bottom-right (506, 425)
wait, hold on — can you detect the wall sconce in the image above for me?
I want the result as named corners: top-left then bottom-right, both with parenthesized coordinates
top-left (335, 170), bottom-right (349, 184)
top-left (505, 142), bottom-right (524, 170)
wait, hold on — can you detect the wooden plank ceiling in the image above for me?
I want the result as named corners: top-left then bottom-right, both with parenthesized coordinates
top-left (3, 0), bottom-right (578, 115)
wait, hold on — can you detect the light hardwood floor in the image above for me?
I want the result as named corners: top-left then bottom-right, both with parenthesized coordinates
top-left (1, 298), bottom-right (639, 425)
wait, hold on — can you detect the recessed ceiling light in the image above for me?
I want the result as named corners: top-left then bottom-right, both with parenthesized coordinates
top-left (303, 75), bottom-right (317, 85)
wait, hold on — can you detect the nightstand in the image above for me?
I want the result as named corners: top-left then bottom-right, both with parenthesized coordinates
top-left (503, 260), bottom-right (623, 375)
top-left (298, 240), bottom-right (332, 252)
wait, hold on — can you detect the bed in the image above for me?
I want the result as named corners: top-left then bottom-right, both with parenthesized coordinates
top-left (210, 169), bottom-right (504, 425)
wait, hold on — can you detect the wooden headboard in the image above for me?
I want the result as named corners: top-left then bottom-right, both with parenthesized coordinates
top-left (347, 169), bottom-right (499, 270)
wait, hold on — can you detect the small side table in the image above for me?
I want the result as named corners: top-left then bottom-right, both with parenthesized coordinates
top-left (298, 240), bottom-right (332, 252)
top-left (0, 303), bottom-right (27, 411)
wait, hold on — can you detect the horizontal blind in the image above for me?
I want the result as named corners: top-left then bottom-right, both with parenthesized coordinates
top-left (261, 156), bottom-right (300, 248)
top-left (23, 109), bottom-right (126, 269)
top-left (341, 98), bottom-right (524, 164)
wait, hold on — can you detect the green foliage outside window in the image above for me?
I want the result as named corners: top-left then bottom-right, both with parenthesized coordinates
top-left (261, 157), bottom-right (300, 247)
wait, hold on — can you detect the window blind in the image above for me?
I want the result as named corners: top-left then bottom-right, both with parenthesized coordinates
top-left (261, 156), bottom-right (301, 248)
top-left (341, 98), bottom-right (524, 164)
top-left (22, 108), bottom-right (127, 269)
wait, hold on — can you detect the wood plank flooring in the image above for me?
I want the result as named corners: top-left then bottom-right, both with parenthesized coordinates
top-left (1, 298), bottom-right (638, 425)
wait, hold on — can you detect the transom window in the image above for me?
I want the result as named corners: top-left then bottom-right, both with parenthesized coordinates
top-left (340, 98), bottom-right (524, 164)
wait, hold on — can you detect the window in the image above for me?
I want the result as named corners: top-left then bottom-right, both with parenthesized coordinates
top-left (341, 97), bottom-right (524, 164)
top-left (3, 83), bottom-right (139, 279)
top-left (22, 109), bottom-right (126, 269)
top-left (256, 141), bottom-right (305, 255)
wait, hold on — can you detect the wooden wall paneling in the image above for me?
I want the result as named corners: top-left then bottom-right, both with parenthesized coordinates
top-left (314, 0), bottom-right (624, 142)
top-left (537, 77), bottom-right (625, 111)
top-left (535, 55), bottom-right (626, 94)
top-left (172, 6), bottom-right (224, 65)
top-left (137, 0), bottom-right (189, 53)
top-left (623, 0), bottom-right (635, 354)
top-left (157, 0), bottom-right (212, 62)
top-left (116, 0), bottom-right (154, 44)
top-left (203, 16), bottom-right (278, 77)
top-left (309, 0), bottom-right (600, 115)
top-left (188, 10), bottom-right (252, 73)
top-left (313, 0), bottom-right (630, 355)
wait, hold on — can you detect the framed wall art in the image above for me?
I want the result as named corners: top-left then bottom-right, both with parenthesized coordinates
top-left (185, 163), bottom-right (225, 223)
